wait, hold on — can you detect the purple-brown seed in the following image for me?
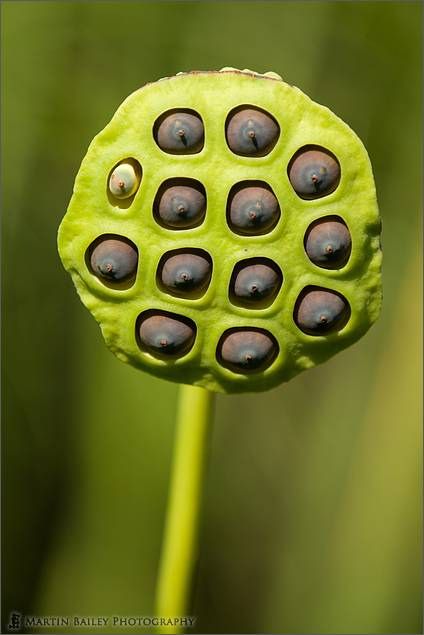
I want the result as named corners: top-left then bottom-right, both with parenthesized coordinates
top-left (230, 259), bottom-right (282, 307)
top-left (228, 183), bottom-right (280, 235)
top-left (154, 110), bottom-right (204, 154)
top-left (226, 107), bottom-right (279, 156)
top-left (304, 216), bottom-right (351, 269)
top-left (288, 146), bottom-right (340, 199)
top-left (294, 287), bottom-right (350, 335)
top-left (88, 236), bottom-right (138, 282)
top-left (158, 250), bottom-right (212, 297)
top-left (154, 179), bottom-right (206, 229)
top-left (217, 329), bottom-right (278, 374)
top-left (138, 312), bottom-right (196, 357)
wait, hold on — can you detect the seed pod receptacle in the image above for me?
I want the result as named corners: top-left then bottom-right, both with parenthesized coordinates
top-left (58, 68), bottom-right (382, 394)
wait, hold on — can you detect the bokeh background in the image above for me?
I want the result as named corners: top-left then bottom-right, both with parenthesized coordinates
top-left (2, 2), bottom-right (422, 634)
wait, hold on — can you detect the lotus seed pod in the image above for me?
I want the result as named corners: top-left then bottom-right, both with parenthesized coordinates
top-left (226, 106), bottom-right (279, 156)
top-left (154, 179), bottom-right (206, 229)
top-left (230, 259), bottom-right (282, 307)
top-left (304, 216), bottom-right (352, 269)
top-left (58, 68), bottom-right (382, 394)
top-left (294, 287), bottom-right (350, 335)
top-left (288, 146), bottom-right (340, 199)
top-left (108, 160), bottom-right (142, 199)
top-left (154, 110), bottom-right (204, 154)
top-left (88, 236), bottom-right (138, 283)
top-left (217, 329), bottom-right (278, 374)
top-left (228, 183), bottom-right (280, 235)
top-left (137, 312), bottom-right (196, 357)
top-left (158, 250), bottom-right (212, 297)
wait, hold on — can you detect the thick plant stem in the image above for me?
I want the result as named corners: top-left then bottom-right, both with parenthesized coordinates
top-left (155, 384), bottom-right (215, 633)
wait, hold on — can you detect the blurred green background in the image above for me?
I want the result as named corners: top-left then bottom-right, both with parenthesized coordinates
top-left (2, 2), bottom-right (422, 633)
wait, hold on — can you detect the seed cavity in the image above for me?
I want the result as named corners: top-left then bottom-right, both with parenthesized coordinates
top-left (227, 181), bottom-right (280, 235)
top-left (294, 286), bottom-right (350, 335)
top-left (157, 249), bottom-right (212, 298)
top-left (136, 310), bottom-right (196, 358)
top-left (154, 109), bottom-right (204, 154)
top-left (225, 105), bottom-right (280, 157)
top-left (217, 328), bottom-right (279, 374)
top-left (230, 258), bottom-right (282, 308)
top-left (154, 178), bottom-right (206, 229)
top-left (288, 145), bottom-right (340, 199)
top-left (304, 216), bottom-right (352, 269)
top-left (86, 235), bottom-right (138, 288)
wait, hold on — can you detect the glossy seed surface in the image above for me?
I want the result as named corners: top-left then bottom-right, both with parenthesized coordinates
top-left (155, 110), bottom-right (204, 154)
top-left (155, 180), bottom-right (206, 229)
top-left (108, 160), bottom-right (141, 199)
top-left (305, 217), bottom-right (352, 269)
top-left (231, 259), bottom-right (282, 307)
top-left (159, 251), bottom-right (212, 297)
top-left (226, 107), bottom-right (279, 156)
top-left (228, 183), bottom-right (280, 235)
top-left (89, 237), bottom-right (138, 282)
top-left (138, 312), bottom-right (196, 357)
top-left (218, 329), bottom-right (278, 373)
top-left (288, 146), bottom-right (340, 199)
top-left (294, 288), bottom-right (350, 335)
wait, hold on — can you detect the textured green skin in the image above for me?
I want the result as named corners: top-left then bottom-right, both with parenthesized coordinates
top-left (58, 69), bottom-right (382, 394)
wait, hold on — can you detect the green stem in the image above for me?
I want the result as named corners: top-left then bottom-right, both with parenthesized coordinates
top-left (155, 384), bottom-right (215, 632)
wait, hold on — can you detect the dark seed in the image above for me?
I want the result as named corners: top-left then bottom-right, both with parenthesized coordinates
top-left (305, 216), bottom-right (351, 269)
top-left (230, 259), bottom-right (282, 307)
top-left (288, 146), bottom-right (340, 199)
top-left (226, 107), bottom-right (279, 156)
top-left (89, 237), bottom-right (138, 282)
top-left (158, 250), bottom-right (212, 297)
top-left (155, 180), bottom-right (206, 229)
top-left (138, 312), bottom-right (196, 357)
top-left (228, 183), bottom-right (280, 235)
top-left (294, 287), bottom-right (350, 335)
top-left (154, 110), bottom-right (204, 154)
top-left (217, 329), bottom-right (278, 374)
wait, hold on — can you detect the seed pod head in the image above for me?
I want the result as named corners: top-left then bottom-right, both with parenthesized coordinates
top-left (217, 329), bottom-right (278, 374)
top-left (304, 216), bottom-right (351, 269)
top-left (58, 68), bottom-right (382, 394)
top-left (108, 160), bottom-right (142, 199)
top-left (88, 236), bottom-right (138, 283)
top-left (154, 109), bottom-right (204, 154)
top-left (226, 106), bottom-right (279, 156)
top-left (158, 250), bottom-right (212, 298)
top-left (227, 182), bottom-right (280, 235)
top-left (288, 146), bottom-right (340, 199)
top-left (230, 258), bottom-right (282, 307)
top-left (294, 287), bottom-right (350, 336)
top-left (154, 179), bottom-right (206, 229)
top-left (137, 311), bottom-right (196, 358)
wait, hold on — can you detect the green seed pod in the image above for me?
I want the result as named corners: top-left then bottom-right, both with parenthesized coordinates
top-left (58, 68), bottom-right (382, 394)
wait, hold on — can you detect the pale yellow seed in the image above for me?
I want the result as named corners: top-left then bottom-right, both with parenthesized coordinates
top-left (108, 162), bottom-right (139, 199)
